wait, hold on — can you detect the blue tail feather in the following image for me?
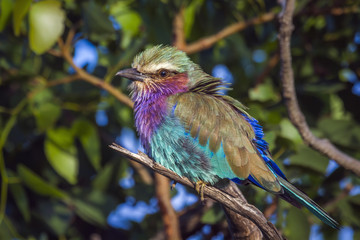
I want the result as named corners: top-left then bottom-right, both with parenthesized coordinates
top-left (277, 177), bottom-right (339, 229)
top-left (240, 113), bottom-right (339, 229)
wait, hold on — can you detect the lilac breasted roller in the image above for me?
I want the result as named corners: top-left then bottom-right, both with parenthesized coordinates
top-left (116, 45), bottom-right (339, 229)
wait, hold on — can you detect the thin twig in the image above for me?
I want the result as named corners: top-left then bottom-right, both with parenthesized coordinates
top-left (254, 52), bottom-right (280, 86)
top-left (182, 12), bottom-right (276, 54)
top-left (299, 5), bottom-right (359, 16)
top-left (27, 74), bottom-right (81, 99)
top-left (109, 143), bottom-right (283, 240)
top-left (278, 0), bottom-right (360, 176)
top-left (57, 38), bottom-right (134, 108)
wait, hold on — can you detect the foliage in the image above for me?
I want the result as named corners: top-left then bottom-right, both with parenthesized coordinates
top-left (0, 0), bottom-right (360, 239)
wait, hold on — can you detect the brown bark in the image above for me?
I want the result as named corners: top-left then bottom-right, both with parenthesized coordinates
top-left (278, 0), bottom-right (360, 176)
top-left (155, 174), bottom-right (182, 240)
top-left (221, 181), bottom-right (263, 240)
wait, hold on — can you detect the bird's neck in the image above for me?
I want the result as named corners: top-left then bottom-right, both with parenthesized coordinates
top-left (132, 76), bottom-right (189, 151)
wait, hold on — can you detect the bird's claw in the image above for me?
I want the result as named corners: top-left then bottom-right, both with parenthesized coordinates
top-left (195, 180), bottom-right (207, 203)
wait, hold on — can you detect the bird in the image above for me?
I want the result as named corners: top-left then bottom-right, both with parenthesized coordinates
top-left (116, 45), bottom-right (339, 229)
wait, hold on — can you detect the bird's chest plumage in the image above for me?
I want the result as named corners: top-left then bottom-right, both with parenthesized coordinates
top-left (133, 96), bottom-right (217, 183)
top-left (149, 114), bottom-right (221, 184)
top-left (133, 96), bottom-right (168, 151)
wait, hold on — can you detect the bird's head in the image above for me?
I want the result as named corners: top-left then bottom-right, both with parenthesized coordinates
top-left (116, 45), bottom-right (213, 101)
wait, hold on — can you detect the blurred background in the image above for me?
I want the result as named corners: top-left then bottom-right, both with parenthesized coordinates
top-left (1, 0), bottom-right (360, 239)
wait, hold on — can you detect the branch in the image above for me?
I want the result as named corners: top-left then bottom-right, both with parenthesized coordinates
top-left (264, 198), bottom-right (278, 219)
top-left (254, 52), bottom-right (280, 86)
top-left (57, 37), bottom-right (133, 108)
top-left (109, 143), bottom-right (283, 240)
top-left (172, 7), bottom-right (186, 50)
top-left (180, 12), bottom-right (276, 54)
top-left (173, 5), bottom-right (358, 55)
top-left (178, 200), bottom-right (214, 238)
top-left (299, 5), bottom-right (359, 16)
top-left (278, 0), bottom-right (360, 177)
top-left (221, 181), bottom-right (263, 239)
top-left (151, 200), bottom-right (214, 240)
top-left (155, 174), bottom-right (182, 240)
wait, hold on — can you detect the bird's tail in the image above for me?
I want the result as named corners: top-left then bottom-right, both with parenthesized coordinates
top-left (277, 176), bottom-right (339, 229)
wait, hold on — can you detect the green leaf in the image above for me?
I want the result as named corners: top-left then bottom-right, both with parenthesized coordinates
top-left (314, 16), bottom-right (326, 29)
top-left (83, 1), bottom-right (115, 41)
top-left (249, 81), bottom-right (279, 102)
top-left (116, 106), bottom-right (132, 125)
top-left (329, 94), bottom-right (350, 120)
top-left (36, 200), bottom-right (73, 235)
top-left (0, 0), bottom-right (14, 32)
top-left (339, 68), bottom-right (355, 82)
top-left (9, 182), bottom-right (30, 222)
top-left (263, 130), bottom-right (276, 151)
top-left (318, 118), bottom-right (360, 149)
top-left (72, 119), bottom-right (101, 170)
top-left (92, 161), bottom-right (116, 190)
top-left (290, 145), bottom-right (329, 173)
top-left (73, 199), bottom-right (107, 226)
top-left (17, 164), bottom-right (68, 199)
top-left (0, 217), bottom-right (15, 240)
top-left (303, 83), bottom-right (345, 94)
top-left (45, 127), bottom-right (78, 184)
top-left (110, 1), bottom-right (142, 48)
top-left (285, 208), bottom-right (310, 240)
top-left (30, 89), bottom-right (61, 131)
top-left (280, 119), bottom-right (302, 144)
top-left (348, 194), bottom-right (360, 205)
top-left (184, 0), bottom-right (204, 38)
top-left (33, 102), bottom-right (61, 131)
top-left (201, 206), bottom-right (224, 224)
top-left (29, 0), bottom-right (65, 54)
top-left (12, 0), bottom-right (31, 36)
top-left (338, 199), bottom-right (360, 226)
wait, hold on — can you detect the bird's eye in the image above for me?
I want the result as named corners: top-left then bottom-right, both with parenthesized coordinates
top-left (159, 69), bottom-right (169, 78)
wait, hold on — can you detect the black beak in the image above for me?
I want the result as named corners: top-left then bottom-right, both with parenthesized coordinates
top-left (116, 68), bottom-right (145, 82)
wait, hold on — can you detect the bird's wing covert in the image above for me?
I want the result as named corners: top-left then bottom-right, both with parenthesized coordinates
top-left (168, 93), bottom-right (282, 193)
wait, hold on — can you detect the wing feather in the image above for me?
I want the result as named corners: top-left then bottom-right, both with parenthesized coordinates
top-left (168, 93), bottom-right (281, 193)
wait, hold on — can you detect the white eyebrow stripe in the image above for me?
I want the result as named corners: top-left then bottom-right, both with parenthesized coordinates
top-left (141, 62), bottom-right (178, 73)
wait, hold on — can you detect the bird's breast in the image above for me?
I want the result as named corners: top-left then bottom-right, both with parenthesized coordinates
top-left (133, 96), bottom-right (169, 150)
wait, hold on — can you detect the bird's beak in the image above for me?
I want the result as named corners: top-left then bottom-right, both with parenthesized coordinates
top-left (116, 68), bottom-right (145, 82)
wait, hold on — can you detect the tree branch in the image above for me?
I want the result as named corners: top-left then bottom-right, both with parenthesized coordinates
top-left (109, 143), bottom-right (283, 240)
top-left (155, 173), bottom-right (182, 240)
top-left (221, 181), bottom-right (263, 240)
top-left (151, 200), bottom-right (215, 240)
top-left (254, 52), bottom-right (280, 86)
top-left (180, 12), bottom-right (276, 54)
top-left (299, 5), bottom-right (359, 16)
top-left (173, 5), bottom-right (358, 55)
top-left (278, 0), bottom-right (360, 177)
top-left (57, 37), bottom-right (134, 108)
top-left (172, 6), bottom-right (186, 50)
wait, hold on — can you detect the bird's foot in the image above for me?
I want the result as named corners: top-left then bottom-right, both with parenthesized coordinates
top-left (195, 180), bottom-right (207, 203)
